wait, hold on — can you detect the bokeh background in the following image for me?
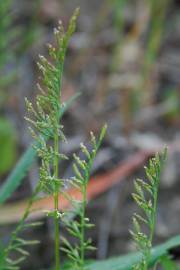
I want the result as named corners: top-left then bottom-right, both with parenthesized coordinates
top-left (0, 0), bottom-right (180, 269)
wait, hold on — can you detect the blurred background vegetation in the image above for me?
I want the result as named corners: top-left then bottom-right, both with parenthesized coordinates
top-left (0, 0), bottom-right (179, 269)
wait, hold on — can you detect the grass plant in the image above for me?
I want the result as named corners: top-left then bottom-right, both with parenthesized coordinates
top-left (2, 8), bottom-right (106, 270)
top-left (25, 8), bottom-right (80, 270)
top-left (61, 126), bottom-right (106, 270)
top-left (0, 6), bottom-right (179, 270)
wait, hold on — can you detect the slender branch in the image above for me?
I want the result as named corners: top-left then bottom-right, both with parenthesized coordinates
top-left (80, 183), bottom-right (87, 267)
top-left (4, 184), bottom-right (41, 266)
top-left (54, 131), bottom-right (60, 270)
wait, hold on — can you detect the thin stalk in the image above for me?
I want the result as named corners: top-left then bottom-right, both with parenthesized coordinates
top-left (147, 168), bottom-right (160, 268)
top-left (150, 185), bottom-right (158, 243)
top-left (54, 131), bottom-right (60, 270)
top-left (54, 192), bottom-right (60, 270)
top-left (145, 186), bottom-right (158, 270)
top-left (53, 51), bottom-right (63, 270)
top-left (80, 183), bottom-right (87, 269)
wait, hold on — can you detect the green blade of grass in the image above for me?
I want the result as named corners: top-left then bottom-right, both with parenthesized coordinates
top-left (0, 92), bottom-right (81, 204)
top-left (87, 235), bottom-right (180, 270)
top-left (159, 255), bottom-right (179, 270)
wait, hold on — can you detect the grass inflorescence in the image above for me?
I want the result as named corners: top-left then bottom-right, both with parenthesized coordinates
top-left (131, 148), bottom-right (167, 270)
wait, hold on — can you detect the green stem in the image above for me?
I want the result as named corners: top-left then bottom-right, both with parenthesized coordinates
top-left (54, 132), bottom-right (60, 270)
top-left (54, 192), bottom-right (60, 270)
top-left (80, 183), bottom-right (87, 269)
top-left (150, 187), bottom-right (158, 244)
top-left (53, 57), bottom-right (63, 270)
top-left (148, 173), bottom-right (160, 268)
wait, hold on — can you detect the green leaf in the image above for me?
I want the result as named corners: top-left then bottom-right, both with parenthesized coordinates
top-left (0, 144), bottom-right (36, 205)
top-left (0, 92), bottom-right (81, 204)
top-left (0, 117), bottom-right (17, 175)
top-left (87, 235), bottom-right (180, 270)
top-left (0, 241), bottom-right (6, 269)
top-left (159, 255), bottom-right (179, 270)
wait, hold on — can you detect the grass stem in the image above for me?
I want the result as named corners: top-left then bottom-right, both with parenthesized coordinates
top-left (54, 132), bottom-right (60, 270)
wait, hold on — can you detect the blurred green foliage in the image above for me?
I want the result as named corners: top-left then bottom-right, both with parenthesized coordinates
top-left (0, 0), bottom-right (17, 176)
top-left (164, 88), bottom-right (180, 122)
top-left (0, 0), bottom-right (16, 91)
top-left (159, 255), bottom-right (179, 270)
top-left (0, 118), bottom-right (16, 175)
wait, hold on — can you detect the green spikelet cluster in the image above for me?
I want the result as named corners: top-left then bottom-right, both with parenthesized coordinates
top-left (61, 126), bottom-right (107, 270)
top-left (25, 7), bottom-right (80, 146)
top-left (131, 148), bottom-right (167, 270)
